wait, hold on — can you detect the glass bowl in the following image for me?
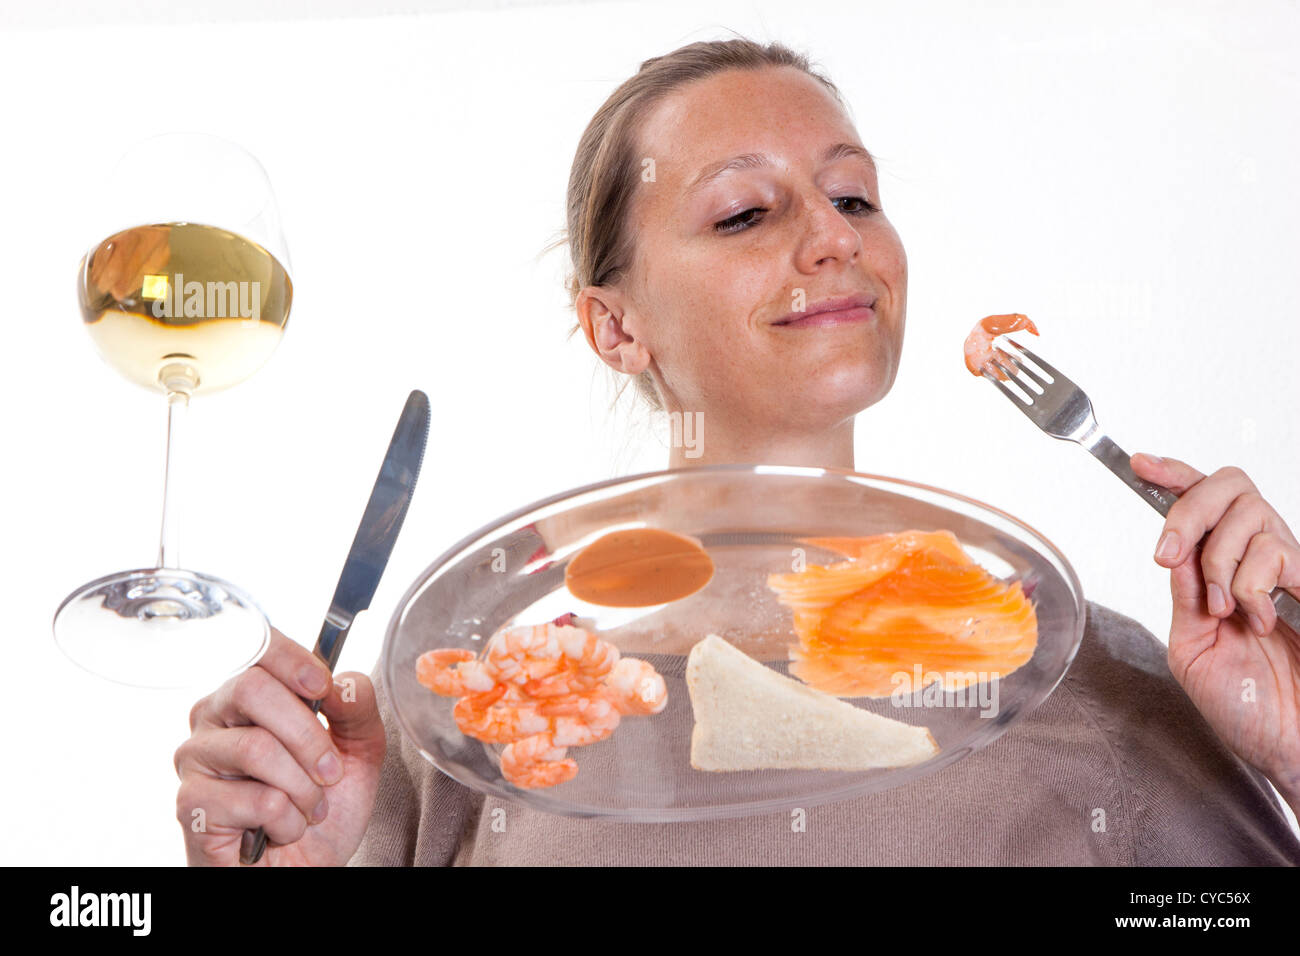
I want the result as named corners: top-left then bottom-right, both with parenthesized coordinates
top-left (383, 464), bottom-right (1085, 823)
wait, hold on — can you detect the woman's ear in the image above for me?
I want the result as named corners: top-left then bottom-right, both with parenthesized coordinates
top-left (576, 286), bottom-right (651, 375)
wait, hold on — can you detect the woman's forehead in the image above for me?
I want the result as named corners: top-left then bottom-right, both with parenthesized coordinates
top-left (638, 69), bottom-right (862, 180)
top-left (685, 143), bottom-right (876, 196)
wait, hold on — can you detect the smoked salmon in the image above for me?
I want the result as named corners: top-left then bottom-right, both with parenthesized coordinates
top-left (769, 530), bottom-right (1038, 697)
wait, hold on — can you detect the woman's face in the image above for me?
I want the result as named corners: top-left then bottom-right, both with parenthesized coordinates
top-left (582, 65), bottom-right (907, 439)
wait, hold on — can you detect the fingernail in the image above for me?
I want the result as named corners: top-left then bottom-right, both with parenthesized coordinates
top-left (311, 797), bottom-right (329, 825)
top-left (1156, 530), bottom-right (1180, 562)
top-left (1248, 613), bottom-right (1267, 637)
top-left (299, 664), bottom-right (329, 696)
top-left (317, 751), bottom-right (343, 784)
top-left (1138, 452), bottom-right (1163, 465)
top-left (1207, 583), bottom-right (1226, 615)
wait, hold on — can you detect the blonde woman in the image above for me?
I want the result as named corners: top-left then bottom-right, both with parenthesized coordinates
top-left (176, 38), bottom-right (1300, 866)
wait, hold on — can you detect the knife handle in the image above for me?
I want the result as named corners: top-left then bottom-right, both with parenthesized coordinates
top-left (1089, 435), bottom-right (1300, 636)
top-left (239, 619), bottom-right (348, 865)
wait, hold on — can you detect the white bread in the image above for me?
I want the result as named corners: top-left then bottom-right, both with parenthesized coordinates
top-left (686, 634), bottom-right (940, 771)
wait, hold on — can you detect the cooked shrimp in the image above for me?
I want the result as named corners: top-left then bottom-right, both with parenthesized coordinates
top-left (551, 697), bottom-right (621, 749)
top-left (500, 732), bottom-right (578, 789)
top-left (556, 627), bottom-right (621, 676)
top-left (453, 688), bottom-right (553, 744)
top-left (522, 667), bottom-right (602, 698)
top-left (418, 619), bottom-right (668, 788)
top-left (537, 692), bottom-right (622, 746)
top-left (962, 313), bottom-right (1039, 379)
top-left (601, 657), bottom-right (669, 715)
top-left (416, 649), bottom-right (496, 697)
top-left (484, 623), bottom-right (565, 684)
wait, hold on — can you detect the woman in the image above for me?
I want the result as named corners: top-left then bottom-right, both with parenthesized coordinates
top-left (175, 37), bottom-right (1300, 865)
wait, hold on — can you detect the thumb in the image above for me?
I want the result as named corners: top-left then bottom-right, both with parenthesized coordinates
top-left (1130, 452), bottom-right (1205, 496)
top-left (1168, 550), bottom-right (1215, 650)
top-left (318, 671), bottom-right (387, 754)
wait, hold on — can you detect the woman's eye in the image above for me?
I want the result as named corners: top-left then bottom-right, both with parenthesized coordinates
top-left (714, 207), bottom-right (768, 234)
top-left (834, 196), bottom-right (880, 215)
top-left (714, 197), bottom-right (878, 234)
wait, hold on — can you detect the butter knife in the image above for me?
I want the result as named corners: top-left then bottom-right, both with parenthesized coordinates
top-left (239, 389), bottom-right (430, 864)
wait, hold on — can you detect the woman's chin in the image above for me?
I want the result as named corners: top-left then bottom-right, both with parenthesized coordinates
top-left (771, 376), bottom-right (889, 429)
top-left (806, 360), bottom-right (893, 411)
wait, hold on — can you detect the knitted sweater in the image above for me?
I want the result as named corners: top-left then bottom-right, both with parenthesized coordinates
top-left (349, 601), bottom-right (1300, 866)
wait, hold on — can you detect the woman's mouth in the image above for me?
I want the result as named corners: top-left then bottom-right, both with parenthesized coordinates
top-left (772, 296), bottom-right (876, 329)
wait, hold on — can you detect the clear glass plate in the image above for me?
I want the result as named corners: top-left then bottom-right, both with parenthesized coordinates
top-left (383, 464), bottom-right (1085, 823)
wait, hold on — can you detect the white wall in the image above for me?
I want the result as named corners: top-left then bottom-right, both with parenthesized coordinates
top-left (2, 0), bottom-right (1296, 864)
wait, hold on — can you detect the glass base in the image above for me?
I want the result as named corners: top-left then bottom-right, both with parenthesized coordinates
top-left (53, 568), bottom-right (270, 689)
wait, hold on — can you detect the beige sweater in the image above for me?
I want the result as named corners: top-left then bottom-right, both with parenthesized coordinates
top-left (349, 601), bottom-right (1300, 865)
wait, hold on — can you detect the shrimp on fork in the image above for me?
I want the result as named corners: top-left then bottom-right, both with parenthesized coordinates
top-left (962, 313), bottom-right (1039, 380)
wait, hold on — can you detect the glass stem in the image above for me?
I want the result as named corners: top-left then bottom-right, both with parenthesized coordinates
top-left (157, 364), bottom-right (197, 569)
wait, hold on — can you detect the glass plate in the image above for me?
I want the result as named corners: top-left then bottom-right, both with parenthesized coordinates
top-left (383, 464), bottom-right (1085, 823)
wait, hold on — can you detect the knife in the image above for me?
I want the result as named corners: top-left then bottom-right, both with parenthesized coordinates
top-left (239, 389), bottom-right (431, 865)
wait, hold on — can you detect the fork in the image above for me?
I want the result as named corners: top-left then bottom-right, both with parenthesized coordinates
top-left (981, 336), bottom-right (1300, 636)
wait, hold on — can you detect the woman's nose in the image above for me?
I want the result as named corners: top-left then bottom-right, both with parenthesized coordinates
top-left (792, 192), bottom-right (863, 271)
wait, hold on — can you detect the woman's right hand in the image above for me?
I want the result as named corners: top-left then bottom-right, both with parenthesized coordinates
top-left (175, 626), bottom-right (388, 866)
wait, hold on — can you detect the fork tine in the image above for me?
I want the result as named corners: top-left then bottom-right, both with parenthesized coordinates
top-left (979, 333), bottom-right (1099, 444)
top-left (989, 353), bottom-right (1025, 386)
top-left (1001, 338), bottom-right (1060, 383)
top-left (994, 349), bottom-right (1049, 392)
top-left (980, 364), bottom-right (1030, 405)
top-left (988, 354), bottom-right (1043, 404)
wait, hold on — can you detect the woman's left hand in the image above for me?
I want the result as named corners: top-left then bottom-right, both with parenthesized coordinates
top-left (1130, 452), bottom-right (1300, 803)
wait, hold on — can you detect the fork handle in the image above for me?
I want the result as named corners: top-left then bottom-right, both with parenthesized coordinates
top-left (1088, 436), bottom-right (1300, 635)
top-left (1089, 436), bottom-right (1180, 516)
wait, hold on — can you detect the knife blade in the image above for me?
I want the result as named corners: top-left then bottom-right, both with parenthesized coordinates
top-left (240, 389), bottom-right (431, 865)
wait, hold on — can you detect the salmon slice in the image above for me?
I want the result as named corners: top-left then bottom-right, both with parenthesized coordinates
top-left (772, 530), bottom-right (969, 610)
top-left (769, 531), bottom-right (1038, 698)
top-left (800, 530), bottom-right (970, 565)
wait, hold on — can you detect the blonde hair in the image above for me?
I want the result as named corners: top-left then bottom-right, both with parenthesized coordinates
top-left (543, 36), bottom-right (846, 412)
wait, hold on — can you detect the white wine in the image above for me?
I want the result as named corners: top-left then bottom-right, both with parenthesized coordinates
top-left (78, 222), bottom-right (292, 395)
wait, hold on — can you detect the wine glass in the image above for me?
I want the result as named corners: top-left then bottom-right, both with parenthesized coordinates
top-left (53, 132), bottom-right (293, 689)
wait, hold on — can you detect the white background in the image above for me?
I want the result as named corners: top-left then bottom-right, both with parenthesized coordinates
top-left (2, 0), bottom-right (1297, 864)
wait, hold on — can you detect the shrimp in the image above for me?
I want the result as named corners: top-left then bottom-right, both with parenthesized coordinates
top-left (555, 626), bottom-right (621, 677)
top-left (600, 657), bottom-right (669, 715)
top-left (416, 649), bottom-right (496, 697)
top-left (453, 687), bottom-right (553, 743)
top-left (485, 621), bottom-right (618, 683)
top-left (522, 666), bottom-right (602, 698)
top-left (962, 313), bottom-right (1039, 379)
top-left (500, 732), bottom-right (578, 789)
top-left (484, 623), bottom-right (566, 685)
top-left (538, 692), bottom-right (622, 746)
top-left (417, 620), bottom-right (669, 788)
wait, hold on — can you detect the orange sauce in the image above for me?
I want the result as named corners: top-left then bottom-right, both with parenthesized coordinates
top-left (565, 528), bottom-right (714, 607)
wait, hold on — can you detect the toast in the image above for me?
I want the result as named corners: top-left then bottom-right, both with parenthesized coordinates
top-left (686, 634), bottom-right (940, 771)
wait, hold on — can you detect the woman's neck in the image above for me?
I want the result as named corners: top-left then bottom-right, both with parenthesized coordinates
top-left (665, 417), bottom-right (855, 471)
